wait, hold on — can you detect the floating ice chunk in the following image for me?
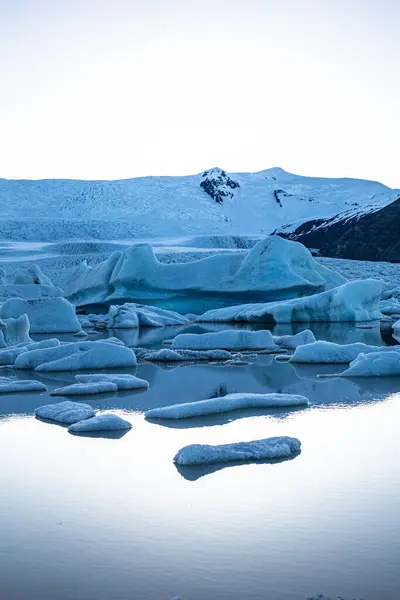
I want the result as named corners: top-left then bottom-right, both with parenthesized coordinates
top-left (0, 338), bottom-right (60, 366)
top-left (274, 329), bottom-right (316, 350)
top-left (0, 284), bottom-right (63, 301)
top-left (15, 341), bottom-right (137, 371)
top-left (0, 314), bottom-right (32, 348)
top-left (0, 297), bottom-right (80, 333)
top-left (197, 279), bottom-right (383, 324)
top-left (170, 329), bottom-right (280, 351)
top-left (0, 377), bottom-right (47, 393)
top-left (145, 392), bottom-right (309, 419)
top-left (337, 351), bottom-right (400, 377)
top-left (289, 340), bottom-right (399, 363)
top-left (75, 373), bottom-right (149, 390)
top-left (73, 329), bottom-right (89, 337)
top-left (380, 299), bottom-right (400, 315)
top-left (68, 413), bottom-right (132, 432)
top-left (34, 400), bottom-right (95, 424)
top-left (50, 382), bottom-right (118, 396)
top-left (174, 436), bottom-right (301, 465)
top-left (135, 347), bottom-right (235, 362)
top-left (107, 303), bottom-right (190, 329)
top-left (4, 264), bottom-right (55, 287)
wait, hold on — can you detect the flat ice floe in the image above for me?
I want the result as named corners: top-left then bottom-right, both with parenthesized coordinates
top-left (68, 414), bottom-right (132, 432)
top-left (197, 279), bottom-right (382, 324)
top-left (288, 340), bottom-right (400, 363)
top-left (174, 436), bottom-right (301, 465)
top-left (146, 392), bottom-right (309, 419)
top-left (134, 347), bottom-right (235, 362)
top-left (0, 297), bottom-right (80, 333)
top-left (34, 400), bottom-right (95, 424)
top-left (50, 382), bottom-right (118, 396)
top-left (75, 373), bottom-right (149, 390)
top-left (15, 340), bottom-right (137, 371)
top-left (0, 377), bottom-right (47, 393)
top-left (170, 329), bottom-right (280, 351)
top-left (334, 351), bottom-right (400, 377)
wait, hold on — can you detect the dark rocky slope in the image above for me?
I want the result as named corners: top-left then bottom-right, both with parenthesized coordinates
top-left (283, 196), bottom-right (400, 262)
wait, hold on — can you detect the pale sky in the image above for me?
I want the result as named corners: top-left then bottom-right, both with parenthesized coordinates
top-left (1, 0), bottom-right (399, 187)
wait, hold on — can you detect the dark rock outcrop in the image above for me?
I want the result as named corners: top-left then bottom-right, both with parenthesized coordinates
top-left (200, 168), bottom-right (240, 204)
top-left (283, 197), bottom-right (400, 262)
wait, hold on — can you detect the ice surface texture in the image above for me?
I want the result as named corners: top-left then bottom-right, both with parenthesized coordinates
top-left (289, 341), bottom-right (399, 364)
top-left (170, 329), bottom-right (280, 351)
top-left (0, 377), bottom-right (47, 393)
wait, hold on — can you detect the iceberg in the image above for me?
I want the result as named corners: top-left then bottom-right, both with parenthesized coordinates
top-left (0, 264), bottom-right (63, 300)
top-left (15, 340), bottom-right (137, 371)
top-left (0, 297), bottom-right (81, 333)
top-left (68, 413), bottom-right (132, 433)
top-left (197, 279), bottom-right (382, 324)
top-left (0, 314), bottom-right (32, 348)
top-left (174, 436), bottom-right (301, 465)
top-left (134, 347), bottom-right (235, 362)
top-left (75, 373), bottom-right (149, 390)
top-left (0, 338), bottom-right (60, 366)
top-left (65, 236), bottom-right (345, 311)
top-left (145, 392), bottom-right (309, 419)
top-left (34, 400), bottom-right (95, 424)
top-left (50, 382), bottom-right (118, 396)
top-left (0, 377), bottom-right (47, 393)
top-left (336, 351), bottom-right (400, 377)
top-left (170, 329), bottom-right (280, 351)
top-left (288, 340), bottom-right (399, 363)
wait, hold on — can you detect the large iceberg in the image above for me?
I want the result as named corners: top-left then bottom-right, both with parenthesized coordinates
top-left (288, 340), bottom-right (399, 364)
top-left (34, 400), bottom-right (95, 424)
top-left (0, 297), bottom-right (81, 333)
top-left (170, 329), bottom-right (280, 351)
top-left (145, 392), bottom-right (309, 419)
top-left (64, 236), bottom-right (345, 311)
top-left (174, 436), bottom-right (301, 465)
top-left (15, 340), bottom-right (137, 371)
top-left (197, 280), bottom-right (382, 324)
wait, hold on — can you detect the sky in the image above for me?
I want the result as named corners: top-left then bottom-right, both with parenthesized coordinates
top-left (0, 0), bottom-right (399, 187)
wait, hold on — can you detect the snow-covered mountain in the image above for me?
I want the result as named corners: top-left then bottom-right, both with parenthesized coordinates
top-left (0, 167), bottom-right (398, 241)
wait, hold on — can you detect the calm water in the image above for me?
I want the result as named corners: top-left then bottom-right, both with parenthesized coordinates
top-left (1, 324), bottom-right (400, 600)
